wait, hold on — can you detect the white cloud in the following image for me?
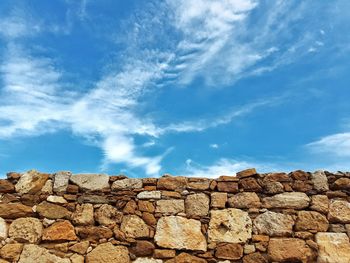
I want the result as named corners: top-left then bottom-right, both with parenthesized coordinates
top-left (210, 144), bottom-right (219, 149)
top-left (0, 44), bottom-right (167, 176)
top-left (307, 132), bottom-right (350, 157)
top-left (181, 158), bottom-right (281, 178)
top-left (0, 14), bottom-right (41, 38)
top-left (0, 44), bottom-right (69, 138)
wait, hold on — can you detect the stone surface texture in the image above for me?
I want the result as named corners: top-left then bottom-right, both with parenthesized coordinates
top-left (9, 217), bottom-right (43, 243)
top-left (15, 170), bottom-right (49, 194)
top-left (185, 193), bottom-right (209, 217)
top-left (86, 242), bottom-right (130, 263)
top-left (0, 217), bottom-right (8, 240)
top-left (0, 168), bottom-right (349, 262)
top-left (70, 173), bottom-right (109, 191)
top-left (262, 192), bottom-right (310, 209)
top-left (18, 244), bottom-right (70, 263)
top-left (154, 216), bottom-right (207, 251)
top-left (315, 232), bottom-right (350, 263)
top-left (208, 208), bottom-right (252, 243)
top-left (253, 211), bottom-right (294, 236)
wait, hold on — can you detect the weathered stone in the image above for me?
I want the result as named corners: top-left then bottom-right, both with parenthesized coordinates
top-left (243, 252), bottom-right (268, 263)
top-left (123, 200), bottom-right (137, 214)
top-left (86, 242), bottom-right (130, 263)
top-left (161, 191), bottom-right (181, 199)
top-left (18, 244), bottom-right (70, 263)
top-left (155, 200), bottom-right (185, 214)
top-left (268, 238), bottom-right (314, 262)
top-left (290, 170), bottom-right (309, 180)
top-left (153, 249), bottom-right (175, 259)
top-left (208, 208), bottom-right (252, 243)
top-left (293, 180), bottom-right (313, 192)
top-left (253, 211), bottom-right (294, 237)
top-left (187, 178), bottom-right (210, 190)
top-left (0, 180), bottom-right (15, 193)
top-left (218, 175), bottom-right (239, 181)
top-left (228, 192), bottom-right (261, 209)
top-left (133, 259), bottom-right (163, 263)
top-left (41, 179), bottom-right (53, 194)
top-left (328, 200), bottom-right (350, 223)
top-left (262, 181), bottom-right (284, 194)
top-left (0, 217), bottom-right (8, 240)
top-left (244, 244), bottom-right (255, 254)
top-left (77, 194), bottom-right (109, 204)
top-left (75, 226), bottom-right (113, 241)
top-left (0, 193), bottom-right (17, 203)
top-left (72, 204), bottom-right (94, 225)
top-left (7, 171), bottom-right (22, 180)
top-left (211, 192), bottom-right (227, 208)
top-left (0, 243), bottom-right (23, 261)
top-left (138, 201), bottom-right (155, 213)
top-left (121, 215), bottom-right (149, 238)
top-left (157, 176), bottom-right (187, 190)
top-left (42, 220), bottom-right (77, 241)
top-left (236, 168), bottom-right (257, 178)
top-left (311, 194), bottom-right (329, 214)
top-left (112, 178), bottom-right (143, 190)
top-left (9, 217), bottom-right (43, 243)
top-left (346, 224), bottom-right (350, 237)
top-left (53, 171), bottom-right (71, 193)
top-left (142, 212), bottom-right (157, 226)
top-left (47, 195), bottom-right (67, 204)
top-left (71, 254), bottom-right (84, 263)
top-left (185, 193), bottom-right (209, 217)
top-left (217, 181), bottom-right (238, 193)
top-left (239, 178), bottom-right (262, 192)
top-left (70, 173), bottom-right (110, 191)
top-left (130, 240), bottom-right (155, 257)
top-left (66, 184), bottom-right (79, 193)
top-left (215, 243), bottom-right (243, 260)
top-left (329, 224), bottom-right (346, 232)
top-left (311, 170), bottom-right (329, 192)
top-left (113, 225), bottom-right (127, 241)
top-left (137, 191), bottom-right (161, 199)
top-left (296, 211), bottom-right (329, 232)
top-left (263, 172), bottom-right (291, 182)
top-left (165, 252), bottom-right (206, 263)
top-left (36, 201), bottom-right (70, 219)
top-left (15, 170), bottom-right (49, 194)
top-left (316, 233), bottom-right (350, 263)
top-left (95, 204), bottom-right (122, 226)
top-left (69, 241), bottom-right (89, 255)
top-left (154, 216), bottom-right (207, 251)
top-left (333, 178), bottom-right (350, 190)
top-left (262, 192), bottom-right (310, 209)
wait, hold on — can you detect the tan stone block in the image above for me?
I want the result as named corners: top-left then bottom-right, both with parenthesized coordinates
top-left (211, 192), bottom-right (227, 208)
top-left (267, 238), bottom-right (314, 262)
top-left (154, 216), bottom-right (207, 251)
top-left (316, 232), bottom-right (350, 263)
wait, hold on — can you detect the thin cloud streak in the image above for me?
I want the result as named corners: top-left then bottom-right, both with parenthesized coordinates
top-left (307, 132), bottom-right (350, 157)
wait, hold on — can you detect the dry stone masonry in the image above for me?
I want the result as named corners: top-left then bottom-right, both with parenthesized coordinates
top-left (0, 169), bottom-right (349, 262)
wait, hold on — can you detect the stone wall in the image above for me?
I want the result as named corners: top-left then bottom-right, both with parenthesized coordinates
top-left (0, 169), bottom-right (349, 262)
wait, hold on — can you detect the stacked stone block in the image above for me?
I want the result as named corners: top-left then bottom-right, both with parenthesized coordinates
top-left (0, 168), bottom-right (348, 262)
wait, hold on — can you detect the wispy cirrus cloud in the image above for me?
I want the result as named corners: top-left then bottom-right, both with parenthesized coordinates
top-left (307, 132), bottom-right (350, 157)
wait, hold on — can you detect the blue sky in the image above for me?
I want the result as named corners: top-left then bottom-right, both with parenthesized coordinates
top-left (0, 0), bottom-right (349, 177)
